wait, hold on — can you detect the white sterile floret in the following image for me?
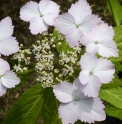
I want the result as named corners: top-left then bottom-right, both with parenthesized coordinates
top-left (53, 77), bottom-right (106, 124)
top-left (54, 0), bottom-right (101, 47)
top-left (0, 59), bottom-right (20, 96)
top-left (80, 23), bottom-right (118, 57)
top-left (79, 53), bottom-right (115, 97)
top-left (0, 17), bottom-right (19, 56)
top-left (20, 0), bottom-right (60, 34)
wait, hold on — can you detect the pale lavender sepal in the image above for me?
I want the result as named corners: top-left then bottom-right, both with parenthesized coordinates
top-left (54, 13), bottom-right (76, 34)
top-left (73, 77), bottom-right (82, 89)
top-left (0, 79), bottom-right (7, 97)
top-left (66, 27), bottom-right (83, 47)
top-left (79, 70), bottom-right (89, 85)
top-left (0, 37), bottom-right (19, 56)
top-left (44, 13), bottom-right (59, 26)
top-left (39, 0), bottom-right (60, 16)
top-left (86, 43), bottom-right (99, 54)
top-left (29, 17), bottom-right (48, 34)
top-left (79, 75), bottom-right (102, 97)
top-left (1, 70), bottom-right (20, 88)
top-left (59, 101), bottom-right (79, 124)
top-left (0, 59), bottom-right (10, 75)
top-left (98, 39), bottom-right (119, 57)
top-left (91, 23), bottom-right (114, 41)
top-left (79, 98), bottom-right (106, 123)
top-left (80, 33), bottom-right (96, 45)
top-left (20, 1), bottom-right (40, 22)
top-left (53, 82), bottom-right (75, 103)
top-left (81, 14), bottom-right (101, 34)
top-left (0, 17), bottom-right (13, 40)
top-left (94, 58), bottom-right (115, 83)
top-left (68, 0), bottom-right (92, 24)
top-left (38, 0), bottom-right (49, 14)
top-left (79, 53), bottom-right (97, 70)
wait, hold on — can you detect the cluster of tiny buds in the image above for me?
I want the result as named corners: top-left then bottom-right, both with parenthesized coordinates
top-left (33, 32), bottom-right (81, 87)
top-left (32, 33), bottom-right (55, 88)
top-left (13, 44), bottom-right (31, 72)
top-left (12, 31), bottom-right (81, 88)
top-left (56, 46), bottom-right (81, 81)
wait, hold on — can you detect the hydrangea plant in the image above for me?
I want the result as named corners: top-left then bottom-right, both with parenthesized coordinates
top-left (1, 0), bottom-right (122, 124)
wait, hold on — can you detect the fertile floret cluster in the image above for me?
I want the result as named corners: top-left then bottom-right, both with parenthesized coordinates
top-left (34, 34), bottom-right (81, 87)
top-left (13, 44), bottom-right (31, 72)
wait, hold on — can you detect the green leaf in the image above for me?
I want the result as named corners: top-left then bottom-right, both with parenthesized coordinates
top-left (101, 77), bottom-right (122, 89)
top-left (53, 28), bottom-right (60, 43)
top-left (109, 26), bottom-right (122, 62)
top-left (41, 87), bottom-right (62, 124)
top-left (109, 56), bottom-right (122, 62)
top-left (114, 26), bottom-right (122, 44)
top-left (105, 104), bottom-right (122, 120)
top-left (53, 29), bottom-right (74, 54)
top-left (99, 87), bottom-right (122, 109)
top-left (3, 84), bottom-right (43, 124)
top-left (107, 0), bottom-right (122, 26)
top-left (114, 61), bottom-right (122, 72)
top-left (56, 40), bottom-right (73, 53)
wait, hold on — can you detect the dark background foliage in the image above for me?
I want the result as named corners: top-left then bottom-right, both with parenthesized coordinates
top-left (0, 0), bottom-right (122, 124)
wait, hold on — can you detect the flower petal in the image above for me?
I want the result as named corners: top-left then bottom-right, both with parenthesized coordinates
top-left (66, 27), bottom-right (83, 47)
top-left (73, 77), bottom-right (82, 89)
top-left (95, 58), bottom-right (115, 71)
top-left (39, 0), bottom-right (60, 15)
top-left (58, 101), bottom-right (79, 124)
top-left (94, 58), bottom-right (115, 83)
top-left (81, 14), bottom-right (101, 34)
top-left (79, 53), bottom-right (97, 70)
top-left (98, 39), bottom-right (118, 57)
top-left (91, 23), bottom-right (114, 41)
top-left (53, 82), bottom-right (75, 103)
top-left (29, 17), bottom-right (48, 34)
top-left (0, 59), bottom-right (10, 75)
top-left (20, 1), bottom-right (40, 22)
top-left (44, 13), bottom-right (58, 26)
top-left (0, 37), bottom-right (19, 56)
top-left (80, 33), bottom-right (96, 45)
top-left (1, 70), bottom-right (20, 88)
top-left (0, 17), bottom-right (13, 40)
top-left (54, 13), bottom-right (76, 34)
top-left (78, 98), bottom-right (106, 123)
top-left (86, 43), bottom-right (99, 54)
top-left (79, 70), bottom-right (89, 85)
top-left (80, 75), bottom-right (102, 97)
top-left (68, 0), bottom-right (91, 24)
top-left (0, 79), bottom-right (7, 97)
top-left (73, 77), bottom-right (90, 99)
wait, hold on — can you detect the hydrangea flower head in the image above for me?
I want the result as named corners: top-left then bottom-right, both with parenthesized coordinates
top-left (53, 77), bottom-right (106, 124)
top-left (20, 0), bottom-right (60, 34)
top-left (0, 59), bottom-right (20, 96)
top-left (79, 53), bottom-right (115, 97)
top-left (80, 23), bottom-right (118, 57)
top-left (54, 0), bottom-right (101, 47)
top-left (0, 17), bottom-right (19, 56)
